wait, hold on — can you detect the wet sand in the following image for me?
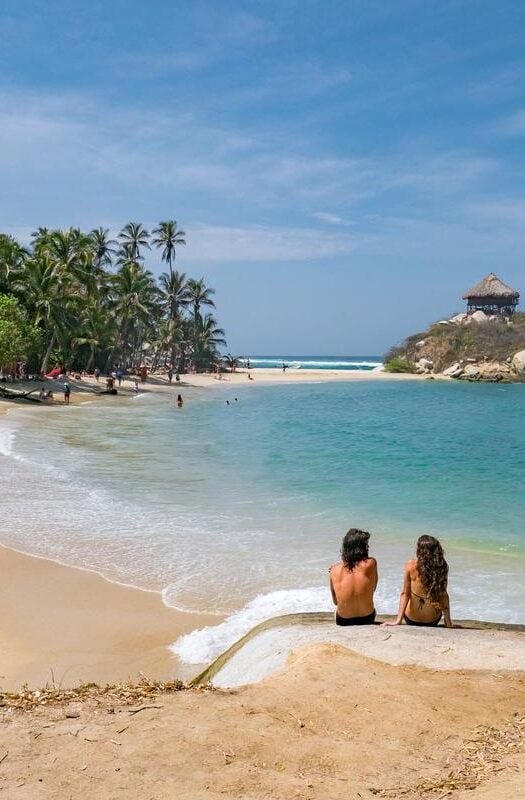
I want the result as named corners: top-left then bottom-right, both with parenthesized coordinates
top-left (0, 546), bottom-right (221, 691)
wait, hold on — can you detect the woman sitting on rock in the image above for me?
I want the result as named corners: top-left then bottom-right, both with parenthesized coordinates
top-left (384, 535), bottom-right (453, 627)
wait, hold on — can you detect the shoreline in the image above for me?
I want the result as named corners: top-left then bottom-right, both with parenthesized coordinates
top-left (0, 365), bottom-right (426, 409)
top-left (0, 369), bottom-right (519, 693)
top-left (0, 545), bottom-right (221, 691)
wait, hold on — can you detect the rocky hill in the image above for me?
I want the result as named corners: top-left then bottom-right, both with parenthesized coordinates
top-left (385, 311), bottom-right (525, 381)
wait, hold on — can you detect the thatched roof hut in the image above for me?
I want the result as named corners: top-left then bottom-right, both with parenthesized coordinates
top-left (462, 272), bottom-right (519, 315)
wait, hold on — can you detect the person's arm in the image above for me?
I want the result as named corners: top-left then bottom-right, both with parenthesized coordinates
top-left (328, 566), bottom-right (338, 606)
top-left (441, 591), bottom-right (453, 628)
top-left (382, 564), bottom-right (411, 626)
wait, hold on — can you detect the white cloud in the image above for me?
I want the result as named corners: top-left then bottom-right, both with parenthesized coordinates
top-left (0, 88), bottom-right (497, 211)
top-left (182, 223), bottom-right (355, 263)
top-left (312, 212), bottom-right (354, 226)
top-left (0, 86), bottom-right (511, 270)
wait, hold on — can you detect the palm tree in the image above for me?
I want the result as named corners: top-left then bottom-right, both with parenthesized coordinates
top-left (0, 234), bottom-right (27, 292)
top-left (186, 277), bottom-right (216, 325)
top-left (118, 222), bottom-right (150, 262)
top-left (0, 224), bottom-right (226, 378)
top-left (89, 227), bottom-right (117, 269)
top-left (74, 299), bottom-right (114, 372)
top-left (110, 261), bottom-right (158, 368)
top-left (11, 256), bottom-right (70, 374)
top-left (193, 314), bottom-right (226, 371)
top-left (222, 353), bottom-right (241, 373)
top-left (30, 227), bottom-right (52, 256)
top-left (152, 220), bottom-right (186, 269)
top-left (158, 270), bottom-right (189, 321)
top-left (157, 270), bottom-right (190, 366)
top-left (186, 278), bottom-right (216, 365)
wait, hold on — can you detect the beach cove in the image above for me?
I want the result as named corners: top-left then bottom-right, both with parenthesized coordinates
top-left (0, 368), bottom-right (524, 688)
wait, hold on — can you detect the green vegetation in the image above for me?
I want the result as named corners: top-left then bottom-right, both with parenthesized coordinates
top-left (383, 355), bottom-right (416, 373)
top-left (386, 313), bottom-right (525, 374)
top-left (0, 223), bottom-right (226, 376)
top-left (0, 295), bottom-right (41, 368)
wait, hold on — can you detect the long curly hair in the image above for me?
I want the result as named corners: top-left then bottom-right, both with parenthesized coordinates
top-left (341, 528), bottom-right (370, 571)
top-left (416, 535), bottom-right (448, 603)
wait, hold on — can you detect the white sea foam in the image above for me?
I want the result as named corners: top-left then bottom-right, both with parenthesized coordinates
top-left (248, 358), bottom-right (381, 369)
top-left (0, 426), bottom-right (15, 456)
top-left (170, 586), bottom-right (333, 665)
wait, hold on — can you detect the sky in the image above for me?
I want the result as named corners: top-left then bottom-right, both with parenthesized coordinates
top-left (2, 0), bottom-right (525, 354)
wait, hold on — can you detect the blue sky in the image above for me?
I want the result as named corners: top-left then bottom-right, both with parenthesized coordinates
top-left (2, 1), bottom-right (525, 354)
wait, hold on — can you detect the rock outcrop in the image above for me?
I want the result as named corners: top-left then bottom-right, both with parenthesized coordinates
top-left (385, 309), bottom-right (525, 381)
top-left (512, 349), bottom-right (525, 374)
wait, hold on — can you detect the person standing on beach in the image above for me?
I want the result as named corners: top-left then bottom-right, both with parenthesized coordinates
top-left (329, 529), bottom-right (378, 625)
top-left (63, 381), bottom-right (71, 405)
top-left (383, 535), bottom-right (452, 628)
top-left (168, 368), bottom-right (173, 383)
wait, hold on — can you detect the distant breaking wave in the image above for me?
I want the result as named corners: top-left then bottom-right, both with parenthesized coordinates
top-left (247, 356), bottom-right (382, 371)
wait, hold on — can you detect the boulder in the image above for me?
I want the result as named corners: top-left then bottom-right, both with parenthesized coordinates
top-left (462, 364), bottom-right (481, 378)
top-left (443, 363), bottom-right (463, 378)
top-left (469, 310), bottom-right (490, 323)
top-left (449, 313), bottom-right (468, 324)
top-left (415, 339), bottom-right (427, 348)
top-left (417, 358), bottom-right (434, 369)
top-left (511, 350), bottom-right (525, 374)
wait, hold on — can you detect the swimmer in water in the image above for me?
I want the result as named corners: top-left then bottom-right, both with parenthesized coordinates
top-left (177, 394), bottom-right (183, 407)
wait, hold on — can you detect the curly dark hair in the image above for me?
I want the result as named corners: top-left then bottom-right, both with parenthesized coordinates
top-left (416, 535), bottom-right (449, 604)
top-left (341, 528), bottom-right (370, 571)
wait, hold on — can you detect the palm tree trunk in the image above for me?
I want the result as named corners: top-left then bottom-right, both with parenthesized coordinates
top-left (86, 346), bottom-right (95, 373)
top-left (106, 345), bottom-right (118, 374)
top-left (152, 342), bottom-right (162, 371)
top-left (40, 333), bottom-right (55, 375)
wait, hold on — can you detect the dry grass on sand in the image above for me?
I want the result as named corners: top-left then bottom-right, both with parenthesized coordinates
top-left (1, 645), bottom-right (524, 799)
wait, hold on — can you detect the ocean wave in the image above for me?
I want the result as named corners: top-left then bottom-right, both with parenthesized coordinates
top-left (248, 358), bottom-right (382, 370)
top-left (170, 586), bottom-right (332, 665)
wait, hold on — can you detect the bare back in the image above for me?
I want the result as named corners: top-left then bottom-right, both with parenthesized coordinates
top-left (329, 558), bottom-right (378, 618)
top-left (404, 559), bottom-right (449, 624)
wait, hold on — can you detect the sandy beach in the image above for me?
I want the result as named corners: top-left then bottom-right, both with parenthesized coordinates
top-left (0, 365), bottom-right (507, 695)
top-left (0, 546), bottom-right (220, 691)
top-left (1, 644), bottom-right (524, 798)
top-left (0, 365), bottom-right (421, 692)
top-left (1, 370), bottom-right (524, 800)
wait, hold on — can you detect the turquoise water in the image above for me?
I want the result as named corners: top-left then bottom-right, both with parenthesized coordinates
top-left (0, 378), bottom-right (524, 663)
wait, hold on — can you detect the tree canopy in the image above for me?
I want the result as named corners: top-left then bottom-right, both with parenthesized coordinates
top-left (0, 294), bottom-right (40, 368)
top-left (0, 222), bottom-right (226, 375)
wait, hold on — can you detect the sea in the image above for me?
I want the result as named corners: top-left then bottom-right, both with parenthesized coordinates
top-left (248, 356), bottom-right (382, 371)
top-left (0, 357), bottom-right (524, 666)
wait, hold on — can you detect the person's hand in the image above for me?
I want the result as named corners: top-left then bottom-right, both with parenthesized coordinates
top-left (381, 620), bottom-right (400, 627)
